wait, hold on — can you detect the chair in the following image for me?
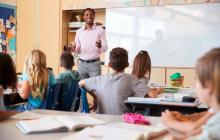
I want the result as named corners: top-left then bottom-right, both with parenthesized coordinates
top-left (80, 88), bottom-right (90, 113)
top-left (41, 83), bottom-right (64, 110)
top-left (62, 80), bottom-right (81, 111)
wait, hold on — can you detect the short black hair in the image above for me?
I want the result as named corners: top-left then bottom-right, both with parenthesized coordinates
top-left (60, 51), bottom-right (74, 70)
top-left (109, 47), bottom-right (128, 72)
top-left (0, 53), bottom-right (17, 89)
top-left (82, 8), bottom-right (95, 16)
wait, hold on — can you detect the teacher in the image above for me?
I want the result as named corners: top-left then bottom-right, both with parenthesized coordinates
top-left (72, 8), bottom-right (108, 79)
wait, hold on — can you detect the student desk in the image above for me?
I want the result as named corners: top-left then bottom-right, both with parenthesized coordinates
top-left (3, 90), bottom-right (27, 106)
top-left (0, 109), bottom-right (163, 140)
top-left (125, 91), bottom-right (208, 116)
top-left (124, 99), bottom-right (207, 116)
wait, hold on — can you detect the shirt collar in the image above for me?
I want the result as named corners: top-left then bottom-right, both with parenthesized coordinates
top-left (83, 24), bottom-right (96, 30)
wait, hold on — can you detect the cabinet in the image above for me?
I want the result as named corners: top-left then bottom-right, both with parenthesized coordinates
top-left (61, 9), bottom-right (106, 63)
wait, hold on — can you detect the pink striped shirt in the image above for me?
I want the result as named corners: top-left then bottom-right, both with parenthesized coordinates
top-left (74, 25), bottom-right (108, 60)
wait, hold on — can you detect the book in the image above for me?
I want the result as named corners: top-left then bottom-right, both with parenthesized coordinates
top-left (15, 115), bottom-right (105, 134)
top-left (162, 87), bottom-right (179, 93)
top-left (62, 122), bottom-right (167, 140)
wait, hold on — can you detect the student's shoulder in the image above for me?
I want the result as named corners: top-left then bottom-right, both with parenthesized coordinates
top-left (132, 77), bottom-right (149, 86)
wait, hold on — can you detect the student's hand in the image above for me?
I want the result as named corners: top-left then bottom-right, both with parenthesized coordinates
top-left (170, 111), bottom-right (190, 122)
top-left (89, 98), bottom-right (97, 112)
top-left (96, 40), bottom-right (101, 49)
top-left (147, 88), bottom-right (162, 98)
top-left (79, 80), bottom-right (85, 87)
top-left (161, 110), bottom-right (178, 128)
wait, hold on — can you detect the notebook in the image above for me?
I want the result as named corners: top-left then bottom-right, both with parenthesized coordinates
top-left (16, 115), bottom-right (105, 134)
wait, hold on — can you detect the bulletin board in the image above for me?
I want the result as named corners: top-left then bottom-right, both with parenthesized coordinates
top-left (0, 3), bottom-right (16, 61)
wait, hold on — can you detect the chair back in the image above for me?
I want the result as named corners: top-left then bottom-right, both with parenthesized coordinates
top-left (41, 81), bottom-right (80, 111)
top-left (41, 83), bottom-right (64, 110)
top-left (62, 80), bottom-right (80, 111)
top-left (80, 88), bottom-right (90, 113)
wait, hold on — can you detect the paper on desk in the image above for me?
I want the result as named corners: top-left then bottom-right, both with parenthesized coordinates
top-left (127, 97), bottom-right (161, 103)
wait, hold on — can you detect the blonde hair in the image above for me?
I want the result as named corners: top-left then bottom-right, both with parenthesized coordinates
top-left (24, 50), bottom-right (48, 99)
top-left (196, 48), bottom-right (220, 104)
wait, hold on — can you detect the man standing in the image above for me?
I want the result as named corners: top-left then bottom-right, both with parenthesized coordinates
top-left (72, 8), bottom-right (108, 79)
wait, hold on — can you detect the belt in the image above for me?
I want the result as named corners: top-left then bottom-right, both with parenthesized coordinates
top-left (79, 58), bottom-right (100, 63)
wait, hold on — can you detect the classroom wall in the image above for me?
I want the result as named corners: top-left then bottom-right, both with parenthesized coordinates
top-left (0, 0), bottom-right (16, 6)
top-left (17, 0), bottom-right (60, 74)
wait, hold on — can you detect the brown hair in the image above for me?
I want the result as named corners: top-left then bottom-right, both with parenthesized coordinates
top-left (196, 48), bottom-right (220, 104)
top-left (0, 53), bottom-right (17, 89)
top-left (60, 51), bottom-right (74, 70)
top-left (132, 51), bottom-right (151, 79)
top-left (109, 47), bottom-right (128, 72)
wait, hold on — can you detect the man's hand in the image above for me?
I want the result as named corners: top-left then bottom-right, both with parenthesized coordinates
top-left (96, 40), bottom-right (101, 49)
top-left (70, 41), bottom-right (76, 52)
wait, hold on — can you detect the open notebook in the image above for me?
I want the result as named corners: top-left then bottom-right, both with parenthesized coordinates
top-left (62, 122), bottom-right (167, 140)
top-left (16, 115), bottom-right (105, 134)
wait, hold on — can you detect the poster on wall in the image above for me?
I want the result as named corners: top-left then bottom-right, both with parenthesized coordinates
top-left (0, 3), bottom-right (16, 62)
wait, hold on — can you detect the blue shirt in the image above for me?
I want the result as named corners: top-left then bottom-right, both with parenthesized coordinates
top-left (21, 70), bottom-right (56, 108)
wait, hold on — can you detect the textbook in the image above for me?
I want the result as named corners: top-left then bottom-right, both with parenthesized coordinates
top-left (62, 122), bottom-right (167, 140)
top-left (15, 115), bottom-right (105, 134)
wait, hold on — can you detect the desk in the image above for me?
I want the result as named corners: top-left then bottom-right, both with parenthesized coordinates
top-left (3, 91), bottom-right (27, 106)
top-left (0, 110), bottom-right (162, 140)
top-left (125, 92), bottom-right (208, 116)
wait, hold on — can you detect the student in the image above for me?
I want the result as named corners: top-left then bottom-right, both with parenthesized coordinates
top-left (161, 48), bottom-right (220, 139)
top-left (17, 50), bottom-right (56, 111)
top-left (132, 50), bottom-right (163, 98)
top-left (56, 51), bottom-right (80, 84)
top-left (0, 53), bottom-right (17, 110)
top-left (79, 47), bottom-right (149, 115)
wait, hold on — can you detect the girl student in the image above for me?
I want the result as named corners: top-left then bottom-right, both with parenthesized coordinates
top-left (132, 50), bottom-right (163, 98)
top-left (17, 50), bottom-right (55, 111)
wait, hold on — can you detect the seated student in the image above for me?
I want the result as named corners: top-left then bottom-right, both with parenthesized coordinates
top-left (79, 47), bottom-right (150, 115)
top-left (132, 51), bottom-right (163, 98)
top-left (161, 48), bottom-right (220, 139)
top-left (0, 53), bottom-right (17, 110)
top-left (17, 50), bottom-right (56, 111)
top-left (56, 51), bottom-right (80, 84)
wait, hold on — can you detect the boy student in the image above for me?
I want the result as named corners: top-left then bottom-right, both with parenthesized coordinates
top-left (56, 51), bottom-right (80, 84)
top-left (71, 8), bottom-right (108, 79)
top-left (80, 47), bottom-right (149, 115)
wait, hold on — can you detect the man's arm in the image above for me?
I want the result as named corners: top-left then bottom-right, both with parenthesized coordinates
top-left (73, 31), bottom-right (81, 53)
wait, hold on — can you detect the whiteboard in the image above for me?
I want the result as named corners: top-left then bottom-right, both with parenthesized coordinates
top-left (105, 3), bottom-right (220, 67)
